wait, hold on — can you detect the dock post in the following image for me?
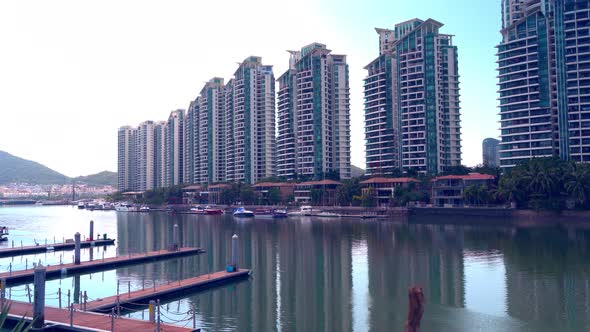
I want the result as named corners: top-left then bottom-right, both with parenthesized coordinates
top-left (74, 232), bottom-right (81, 265)
top-left (26, 284), bottom-right (31, 303)
top-left (11, 240), bottom-right (13, 248)
top-left (83, 290), bottom-right (87, 311)
top-left (156, 299), bottom-right (161, 332)
top-left (153, 278), bottom-right (156, 292)
top-left (111, 308), bottom-right (115, 331)
top-left (149, 300), bottom-right (155, 323)
top-left (58, 287), bottom-right (62, 308)
top-left (60, 255), bottom-right (62, 265)
top-left (89, 220), bottom-right (94, 241)
top-left (25, 258), bottom-right (28, 270)
top-left (117, 280), bottom-right (120, 295)
top-left (9, 262), bottom-right (11, 275)
top-left (127, 280), bottom-right (131, 297)
top-left (69, 304), bottom-right (74, 326)
top-left (33, 264), bottom-right (46, 329)
top-left (173, 224), bottom-right (179, 251)
top-left (116, 295), bottom-right (121, 317)
top-left (191, 303), bottom-right (196, 329)
top-left (231, 234), bottom-right (239, 271)
top-left (67, 289), bottom-right (71, 307)
top-left (0, 278), bottom-right (5, 309)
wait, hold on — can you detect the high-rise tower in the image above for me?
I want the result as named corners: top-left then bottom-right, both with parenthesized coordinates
top-left (277, 43), bottom-right (351, 180)
top-left (365, 19), bottom-right (462, 175)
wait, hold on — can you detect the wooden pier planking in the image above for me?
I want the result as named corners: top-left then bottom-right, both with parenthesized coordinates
top-left (77, 269), bottom-right (251, 312)
top-left (6, 300), bottom-right (194, 331)
top-left (0, 247), bottom-right (205, 285)
top-left (0, 239), bottom-right (116, 258)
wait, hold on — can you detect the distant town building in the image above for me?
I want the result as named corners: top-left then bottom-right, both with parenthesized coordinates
top-left (365, 19), bottom-right (462, 175)
top-left (117, 126), bottom-right (137, 191)
top-left (277, 43), bottom-right (351, 180)
top-left (498, 1), bottom-right (590, 166)
top-left (154, 121), bottom-right (167, 188)
top-left (360, 177), bottom-right (419, 206)
top-left (196, 78), bottom-right (226, 184)
top-left (482, 138), bottom-right (500, 167)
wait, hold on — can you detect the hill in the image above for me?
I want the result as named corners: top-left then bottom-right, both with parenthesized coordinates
top-left (351, 165), bottom-right (366, 178)
top-left (0, 150), bottom-right (70, 185)
top-left (74, 171), bottom-right (117, 187)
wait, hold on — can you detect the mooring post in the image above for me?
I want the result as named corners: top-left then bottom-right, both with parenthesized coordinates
top-left (69, 304), bottom-right (74, 326)
top-left (26, 284), bottom-right (31, 303)
top-left (111, 308), bottom-right (115, 331)
top-left (153, 278), bottom-right (156, 292)
top-left (67, 289), bottom-right (71, 307)
top-left (116, 295), bottom-right (121, 317)
top-left (11, 240), bottom-right (13, 248)
top-left (60, 255), bottom-right (62, 265)
top-left (192, 303), bottom-right (196, 329)
top-left (58, 287), bottom-right (62, 308)
top-left (9, 262), bottom-right (11, 276)
top-left (156, 299), bottom-right (161, 332)
top-left (173, 224), bottom-right (179, 251)
top-left (83, 290), bottom-right (87, 311)
top-left (74, 232), bottom-right (81, 265)
top-left (89, 220), bottom-right (94, 241)
top-left (0, 278), bottom-right (5, 309)
top-left (33, 264), bottom-right (46, 329)
top-left (117, 280), bottom-right (120, 295)
top-left (405, 286), bottom-right (425, 332)
top-left (25, 258), bottom-right (28, 270)
top-left (127, 280), bottom-right (131, 297)
top-left (149, 300), bottom-right (155, 323)
top-left (231, 234), bottom-right (239, 271)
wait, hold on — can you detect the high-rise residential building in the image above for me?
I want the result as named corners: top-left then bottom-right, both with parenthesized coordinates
top-left (136, 120), bottom-right (156, 191)
top-left (498, 0), bottom-right (590, 166)
top-left (482, 138), bottom-right (500, 167)
top-left (117, 126), bottom-right (137, 191)
top-left (154, 121), bottom-right (167, 188)
top-left (184, 101), bottom-right (197, 185)
top-left (197, 78), bottom-right (226, 184)
top-left (365, 19), bottom-right (462, 175)
top-left (277, 43), bottom-right (351, 180)
top-left (226, 56), bottom-right (276, 183)
top-left (166, 110), bottom-right (184, 186)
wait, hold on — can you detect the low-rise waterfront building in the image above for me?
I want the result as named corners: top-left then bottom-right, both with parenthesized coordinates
top-left (253, 182), bottom-right (295, 203)
top-left (207, 184), bottom-right (230, 204)
top-left (360, 177), bottom-right (419, 206)
top-left (294, 179), bottom-right (342, 205)
top-left (431, 173), bottom-right (495, 207)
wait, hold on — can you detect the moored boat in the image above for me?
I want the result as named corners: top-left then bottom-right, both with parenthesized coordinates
top-left (77, 202), bottom-right (85, 209)
top-left (205, 206), bottom-right (223, 215)
top-left (254, 208), bottom-right (274, 218)
top-left (273, 209), bottom-right (288, 218)
top-left (233, 207), bottom-right (255, 218)
top-left (190, 206), bottom-right (207, 214)
top-left (317, 211), bottom-right (341, 218)
top-left (287, 205), bottom-right (316, 216)
top-left (115, 203), bottom-right (138, 212)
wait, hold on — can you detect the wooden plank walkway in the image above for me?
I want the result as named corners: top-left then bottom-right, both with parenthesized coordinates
top-left (7, 300), bottom-right (193, 331)
top-left (0, 239), bottom-right (116, 258)
top-left (77, 269), bottom-right (251, 312)
top-left (0, 247), bottom-right (205, 286)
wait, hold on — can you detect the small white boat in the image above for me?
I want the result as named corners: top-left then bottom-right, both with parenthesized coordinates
top-left (115, 203), bottom-right (138, 212)
top-left (139, 206), bottom-right (150, 212)
top-left (77, 202), bottom-right (85, 209)
top-left (233, 207), bottom-right (255, 218)
top-left (287, 205), bottom-right (316, 216)
top-left (317, 211), bottom-right (341, 218)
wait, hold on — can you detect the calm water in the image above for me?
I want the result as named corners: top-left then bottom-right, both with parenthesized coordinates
top-left (0, 205), bottom-right (589, 331)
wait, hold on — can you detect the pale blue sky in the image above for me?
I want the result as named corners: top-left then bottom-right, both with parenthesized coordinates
top-left (0, 0), bottom-right (501, 176)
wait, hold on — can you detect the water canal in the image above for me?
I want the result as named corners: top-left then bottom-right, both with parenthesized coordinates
top-left (0, 205), bottom-right (589, 331)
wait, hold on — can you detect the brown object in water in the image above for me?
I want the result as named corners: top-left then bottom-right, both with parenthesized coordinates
top-left (405, 286), bottom-right (425, 332)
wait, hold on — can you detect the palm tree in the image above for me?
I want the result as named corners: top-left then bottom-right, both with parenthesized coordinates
top-left (565, 162), bottom-right (590, 206)
top-left (497, 177), bottom-right (522, 207)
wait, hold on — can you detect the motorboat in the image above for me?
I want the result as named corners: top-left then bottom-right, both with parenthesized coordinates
top-left (204, 206), bottom-right (223, 215)
top-left (317, 211), bottom-right (341, 218)
top-left (287, 205), bottom-right (316, 216)
top-left (190, 206), bottom-right (208, 214)
top-left (139, 206), bottom-right (150, 212)
top-left (115, 203), bottom-right (138, 212)
top-left (254, 208), bottom-right (274, 218)
top-left (0, 227), bottom-right (8, 241)
top-left (233, 207), bottom-right (255, 218)
top-left (77, 202), bottom-right (85, 209)
top-left (272, 209), bottom-right (288, 218)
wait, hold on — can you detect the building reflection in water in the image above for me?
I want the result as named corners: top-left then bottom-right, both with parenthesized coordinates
top-left (113, 212), bottom-right (590, 331)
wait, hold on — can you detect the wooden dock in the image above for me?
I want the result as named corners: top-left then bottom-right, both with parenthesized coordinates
top-left (0, 247), bottom-right (205, 286)
top-left (0, 239), bottom-right (115, 258)
top-left (6, 300), bottom-right (194, 331)
top-left (77, 269), bottom-right (251, 312)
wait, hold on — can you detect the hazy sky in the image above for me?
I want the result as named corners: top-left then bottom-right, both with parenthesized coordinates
top-left (0, 0), bottom-right (501, 177)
